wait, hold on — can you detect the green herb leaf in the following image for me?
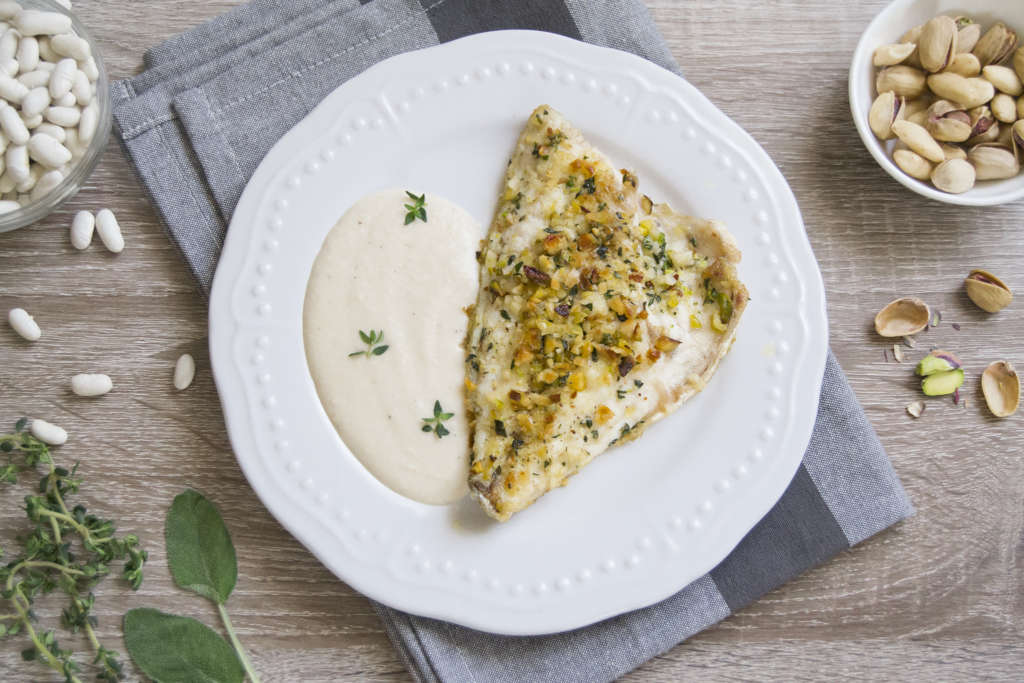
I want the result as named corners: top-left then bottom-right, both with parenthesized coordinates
top-left (350, 329), bottom-right (388, 359)
top-left (421, 401), bottom-right (455, 439)
top-left (404, 191), bottom-right (427, 224)
top-left (165, 490), bottom-right (237, 605)
top-left (372, 345), bottom-right (389, 355)
top-left (123, 608), bottom-right (245, 683)
top-left (358, 330), bottom-right (371, 344)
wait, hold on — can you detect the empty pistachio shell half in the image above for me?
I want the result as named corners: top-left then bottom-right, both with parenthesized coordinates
top-left (982, 65), bottom-right (1024, 96)
top-left (875, 297), bottom-right (930, 337)
top-left (927, 73), bottom-right (995, 109)
top-left (869, 91), bottom-right (905, 140)
top-left (874, 42), bottom-right (916, 67)
top-left (906, 400), bottom-right (925, 418)
top-left (981, 361), bottom-right (1020, 418)
top-left (893, 148), bottom-right (934, 180)
top-left (944, 52), bottom-right (982, 77)
top-left (964, 269), bottom-right (1012, 313)
top-left (973, 21), bottom-right (1018, 67)
top-left (991, 93), bottom-right (1018, 124)
top-left (878, 66), bottom-right (928, 99)
top-left (957, 19), bottom-right (981, 55)
top-left (931, 158), bottom-right (976, 193)
top-left (922, 369), bottom-right (965, 396)
top-left (926, 100), bottom-right (972, 141)
top-left (917, 349), bottom-right (962, 376)
top-left (892, 120), bottom-right (945, 163)
top-left (920, 15), bottom-right (958, 72)
top-left (969, 144), bottom-right (1020, 180)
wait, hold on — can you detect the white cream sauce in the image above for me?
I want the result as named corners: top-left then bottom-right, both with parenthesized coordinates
top-left (303, 189), bottom-right (479, 505)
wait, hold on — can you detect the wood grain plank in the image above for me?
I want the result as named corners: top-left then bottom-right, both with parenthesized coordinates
top-left (2, 0), bottom-right (1022, 680)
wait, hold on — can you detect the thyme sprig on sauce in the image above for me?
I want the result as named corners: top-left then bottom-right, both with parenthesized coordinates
top-left (403, 191), bottom-right (427, 225)
top-left (421, 401), bottom-right (454, 439)
top-left (349, 329), bottom-right (388, 358)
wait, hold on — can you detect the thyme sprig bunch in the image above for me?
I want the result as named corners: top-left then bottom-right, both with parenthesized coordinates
top-left (1, 419), bottom-right (147, 682)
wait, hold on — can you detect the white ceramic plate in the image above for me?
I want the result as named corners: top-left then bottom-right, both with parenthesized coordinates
top-left (209, 30), bottom-right (827, 636)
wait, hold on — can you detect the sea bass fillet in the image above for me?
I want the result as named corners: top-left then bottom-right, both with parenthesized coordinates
top-left (465, 105), bottom-right (748, 521)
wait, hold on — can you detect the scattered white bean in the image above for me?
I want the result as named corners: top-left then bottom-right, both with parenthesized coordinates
top-left (63, 125), bottom-right (81, 158)
top-left (0, 198), bottom-right (17, 213)
top-left (0, 74), bottom-right (27, 104)
top-left (30, 168), bottom-right (61, 200)
top-left (51, 33), bottom-right (88, 61)
top-left (15, 11), bottom-right (72, 37)
top-left (95, 209), bottom-right (123, 253)
top-left (8, 307), bottom-right (40, 340)
top-left (0, 2), bottom-right (19, 20)
top-left (80, 56), bottom-right (96, 82)
top-left (21, 85), bottom-right (48, 116)
top-left (174, 353), bottom-right (196, 390)
top-left (44, 104), bottom-right (78, 127)
top-left (30, 418), bottom-right (67, 445)
top-left (78, 98), bottom-right (96, 142)
top-left (0, 103), bottom-right (28, 144)
top-left (48, 57), bottom-right (73, 98)
top-left (21, 113), bottom-right (41, 130)
top-left (0, 27), bottom-right (17, 62)
top-left (5, 143), bottom-right (27, 180)
top-left (54, 90), bottom-right (74, 107)
top-left (0, 56), bottom-right (14, 77)
top-left (15, 163), bottom-right (39, 192)
top-left (16, 36), bottom-right (38, 73)
top-left (70, 209), bottom-right (92, 248)
top-left (18, 69), bottom-right (49, 88)
top-left (36, 121), bottom-right (63, 141)
top-left (71, 373), bottom-right (112, 397)
top-left (0, 171), bottom-right (15, 193)
top-left (36, 37), bottom-right (57, 63)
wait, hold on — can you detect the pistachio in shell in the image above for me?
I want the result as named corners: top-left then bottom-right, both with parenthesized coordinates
top-left (893, 148), bottom-right (934, 180)
top-left (941, 143), bottom-right (967, 161)
top-left (925, 100), bottom-right (971, 142)
top-left (875, 297), bottom-right (930, 337)
top-left (878, 66), bottom-right (928, 99)
top-left (956, 18), bottom-right (982, 55)
top-left (964, 269), bottom-right (1012, 313)
top-left (919, 15), bottom-right (958, 72)
top-left (1016, 45), bottom-right (1024, 82)
top-left (973, 21), bottom-right (1018, 67)
top-left (891, 119), bottom-right (945, 163)
top-left (968, 143), bottom-right (1020, 180)
top-left (981, 361), bottom-right (1020, 418)
top-left (990, 93), bottom-right (1018, 124)
top-left (927, 73), bottom-right (995, 109)
top-left (869, 91), bottom-right (905, 140)
top-left (944, 52), bottom-right (982, 77)
top-left (931, 158), bottom-right (976, 193)
top-left (874, 43), bottom-right (916, 67)
top-left (982, 65), bottom-right (1024, 96)
top-left (1012, 120), bottom-right (1024, 162)
top-left (917, 349), bottom-right (962, 376)
top-left (1018, 97), bottom-right (1024, 121)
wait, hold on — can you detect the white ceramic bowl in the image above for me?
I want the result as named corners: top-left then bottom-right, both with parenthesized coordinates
top-left (850, 0), bottom-right (1024, 206)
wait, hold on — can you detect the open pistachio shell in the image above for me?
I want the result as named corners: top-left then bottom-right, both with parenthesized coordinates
top-left (991, 93), bottom-right (1017, 124)
top-left (894, 148), bottom-right (934, 180)
top-left (869, 91), bottom-right (905, 140)
top-left (945, 52), bottom-right (982, 77)
top-left (927, 73), bottom-right (995, 109)
top-left (983, 65), bottom-right (1024, 96)
top-left (965, 269), bottom-right (1013, 313)
top-left (922, 369), bottom-right (964, 396)
top-left (1016, 45), bottom-right (1024, 82)
top-left (878, 66), bottom-right (928, 99)
top-left (875, 297), bottom-right (930, 337)
top-left (957, 19), bottom-right (982, 55)
top-left (968, 143), bottom-right (1020, 180)
top-left (892, 120), bottom-right (945, 163)
top-left (926, 100), bottom-right (971, 141)
top-left (981, 361), bottom-right (1020, 418)
top-left (931, 158), bottom-right (975, 193)
top-left (973, 22), bottom-right (1018, 67)
top-left (920, 15), bottom-right (958, 73)
top-left (874, 43), bottom-right (916, 67)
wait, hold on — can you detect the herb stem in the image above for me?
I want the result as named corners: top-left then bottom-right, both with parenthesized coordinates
top-left (217, 603), bottom-right (262, 683)
top-left (20, 560), bottom-right (86, 577)
top-left (10, 588), bottom-right (84, 683)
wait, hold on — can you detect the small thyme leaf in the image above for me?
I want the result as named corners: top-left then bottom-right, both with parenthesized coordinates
top-left (403, 191), bottom-right (427, 224)
top-left (421, 401), bottom-right (455, 439)
top-left (350, 329), bottom-right (389, 359)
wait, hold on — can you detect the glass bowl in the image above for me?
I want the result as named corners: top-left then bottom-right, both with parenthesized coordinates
top-left (0, 0), bottom-right (111, 233)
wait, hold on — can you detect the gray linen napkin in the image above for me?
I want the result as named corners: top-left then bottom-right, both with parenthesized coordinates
top-left (112, 1), bottom-right (914, 681)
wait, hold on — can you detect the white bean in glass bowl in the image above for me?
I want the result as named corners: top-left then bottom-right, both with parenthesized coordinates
top-left (850, 0), bottom-right (1024, 206)
top-left (0, 0), bottom-right (109, 233)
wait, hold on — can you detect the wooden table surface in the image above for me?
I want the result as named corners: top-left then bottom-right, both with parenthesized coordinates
top-left (2, 0), bottom-right (1022, 680)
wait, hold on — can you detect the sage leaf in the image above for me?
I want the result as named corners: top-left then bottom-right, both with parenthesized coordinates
top-left (165, 489), bottom-right (237, 604)
top-left (124, 608), bottom-right (244, 683)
